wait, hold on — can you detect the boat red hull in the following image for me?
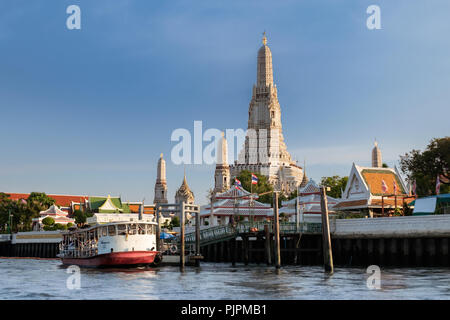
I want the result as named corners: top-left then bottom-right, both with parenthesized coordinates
top-left (61, 251), bottom-right (160, 268)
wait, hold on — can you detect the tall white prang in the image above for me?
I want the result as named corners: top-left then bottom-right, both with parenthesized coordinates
top-left (154, 153), bottom-right (168, 205)
top-left (230, 33), bottom-right (306, 194)
top-left (214, 132), bottom-right (231, 193)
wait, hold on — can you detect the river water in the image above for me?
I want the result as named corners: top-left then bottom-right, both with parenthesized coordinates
top-left (1, 258), bottom-right (449, 299)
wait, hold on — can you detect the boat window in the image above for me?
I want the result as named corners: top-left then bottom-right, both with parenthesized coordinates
top-left (146, 224), bottom-right (153, 235)
top-left (108, 225), bottom-right (116, 236)
top-left (138, 224), bottom-right (146, 235)
top-left (102, 227), bottom-right (107, 237)
top-left (117, 224), bottom-right (127, 235)
top-left (128, 224), bottom-right (137, 235)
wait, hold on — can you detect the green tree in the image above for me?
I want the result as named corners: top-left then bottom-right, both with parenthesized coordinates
top-left (170, 216), bottom-right (180, 228)
top-left (74, 210), bottom-right (87, 226)
top-left (42, 217), bottom-right (55, 226)
top-left (0, 193), bottom-right (13, 233)
top-left (26, 192), bottom-right (55, 216)
top-left (400, 137), bottom-right (450, 196)
top-left (235, 170), bottom-right (274, 204)
top-left (0, 192), bottom-right (57, 232)
top-left (320, 175), bottom-right (349, 198)
top-left (54, 223), bottom-right (67, 230)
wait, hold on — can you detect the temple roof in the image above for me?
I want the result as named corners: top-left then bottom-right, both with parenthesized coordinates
top-left (5, 193), bottom-right (88, 207)
top-left (176, 175), bottom-right (194, 199)
top-left (89, 195), bottom-right (130, 213)
top-left (360, 167), bottom-right (407, 196)
top-left (215, 186), bottom-right (255, 200)
top-left (39, 204), bottom-right (68, 216)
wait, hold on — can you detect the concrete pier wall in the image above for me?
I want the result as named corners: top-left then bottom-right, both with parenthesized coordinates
top-left (331, 215), bottom-right (450, 238)
top-left (0, 231), bottom-right (62, 258)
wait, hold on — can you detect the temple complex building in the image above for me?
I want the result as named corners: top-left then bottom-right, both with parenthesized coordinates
top-left (280, 180), bottom-right (340, 223)
top-left (32, 204), bottom-right (75, 231)
top-left (333, 142), bottom-right (413, 216)
top-left (200, 185), bottom-right (272, 227)
top-left (230, 33), bottom-right (306, 195)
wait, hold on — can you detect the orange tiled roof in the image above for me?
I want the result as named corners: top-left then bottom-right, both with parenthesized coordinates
top-left (144, 206), bottom-right (155, 215)
top-left (360, 169), bottom-right (406, 196)
top-left (4, 193), bottom-right (88, 207)
top-left (128, 204), bottom-right (141, 213)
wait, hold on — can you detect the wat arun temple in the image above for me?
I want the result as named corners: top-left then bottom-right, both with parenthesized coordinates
top-left (228, 33), bottom-right (307, 195)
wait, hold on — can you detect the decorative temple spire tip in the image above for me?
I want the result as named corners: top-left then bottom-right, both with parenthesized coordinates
top-left (262, 31), bottom-right (267, 45)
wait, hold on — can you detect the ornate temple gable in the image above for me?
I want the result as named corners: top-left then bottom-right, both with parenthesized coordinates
top-left (342, 164), bottom-right (371, 200)
top-left (98, 195), bottom-right (120, 211)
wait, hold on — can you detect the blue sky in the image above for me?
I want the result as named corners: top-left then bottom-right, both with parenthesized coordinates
top-left (1, 0), bottom-right (449, 205)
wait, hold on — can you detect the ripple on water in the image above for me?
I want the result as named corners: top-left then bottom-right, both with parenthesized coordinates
top-left (1, 260), bottom-right (450, 299)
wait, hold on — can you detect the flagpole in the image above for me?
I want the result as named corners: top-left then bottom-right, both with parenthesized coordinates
top-left (250, 180), bottom-right (253, 226)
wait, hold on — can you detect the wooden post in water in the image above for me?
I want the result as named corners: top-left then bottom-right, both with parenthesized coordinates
top-left (156, 206), bottom-right (161, 251)
top-left (320, 187), bottom-right (334, 273)
top-left (231, 238), bottom-right (236, 266)
top-left (264, 224), bottom-right (271, 265)
top-left (195, 208), bottom-right (201, 267)
top-left (243, 236), bottom-right (249, 265)
top-left (273, 192), bottom-right (281, 269)
top-left (180, 202), bottom-right (185, 271)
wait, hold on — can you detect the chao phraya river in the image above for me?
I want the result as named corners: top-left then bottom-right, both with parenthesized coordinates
top-left (1, 258), bottom-right (449, 299)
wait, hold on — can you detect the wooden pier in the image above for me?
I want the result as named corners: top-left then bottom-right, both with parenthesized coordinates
top-left (3, 215), bottom-right (450, 268)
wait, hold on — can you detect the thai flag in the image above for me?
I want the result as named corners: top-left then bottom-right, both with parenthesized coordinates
top-left (251, 173), bottom-right (258, 185)
top-left (393, 180), bottom-right (397, 195)
top-left (381, 179), bottom-right (388, 193)
top-left (235, 178), bottom-right (242, 189)
top-left (436, 175), bottom-right (441, 195)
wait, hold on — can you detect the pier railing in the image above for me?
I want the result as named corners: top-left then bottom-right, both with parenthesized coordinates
top-left (175, 221), bottom-right (322, 247)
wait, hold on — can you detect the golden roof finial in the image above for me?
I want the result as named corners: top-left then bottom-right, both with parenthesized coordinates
top-left (262, 31), bottom-right (267, 45)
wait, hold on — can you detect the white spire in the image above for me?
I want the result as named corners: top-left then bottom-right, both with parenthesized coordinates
top-left (372, 140), bottom-right (382, 168)
top-left (217, 132), bottom-right (228, 165)
top-left (257, 32), bottom-right (273, 88)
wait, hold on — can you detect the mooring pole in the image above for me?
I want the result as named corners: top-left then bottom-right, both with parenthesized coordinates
top-left (231, 238), bottom-right (236, 266)
top-left (156, 206), bottom-right (161, 251)
top-left (195, 207), bottom-right (201, 267)
top-left (320, 187), bottom-right (334, 273)
top-left (264, 224), bottom-right (271, 265)
top-left (180, 202), bottom-right (185, 271)
top-left (244, 235), bottom-right (249, 265)
top-left (273, 192), bottom-right (281, 269)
